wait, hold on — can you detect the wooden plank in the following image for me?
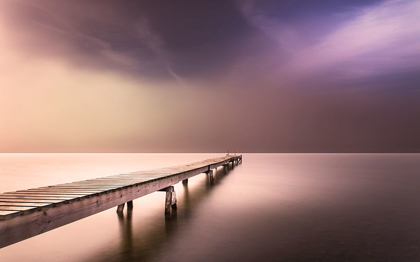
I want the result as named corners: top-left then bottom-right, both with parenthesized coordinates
top-left (99, 176), bottom-right (154, 179)
top-left (78, 179), bottom-right (148, 182)
top-left (37, 186), bottom-right (119, 189)
top-left (107, 176), bottom-right (166, 179)
top-left (26, 188), bottom-right (106, 192)
top-left (46, 183), bottom-right (131, 187)
top-left (3, 194), bottom-right (94, 198)
top-left (7, 192), bottom-right (93, 196)
top-left (0, 206), bottom-right (37, 211)
top-left (35, 187), bottom-right (121, 191)
top-left (0, 211), bottom-right (20, 217)
top-left (0, 202), bottom-right (50, 207)
top-left (0, 199), bottom-right (58, 203)
top-left (10, 191), bottom-right (93, 195)
top-left (33, 189), bottom-right (117, 192)
top-left (58, 184), bottom-right (134, 188)
top-left (0, 196), bottom-right (73, 200)
top-left (126, 171), bottom-right (174, 175)
top-left (46, 183), bottom-right (125, 187)
top-left (71, 182), bottom-right (144, 185)
top-left (24, 190), bottom-right (107, 194)
top-left (65, 180), bottom-right (136, 184)
top-left (1, 193), bottom-right (76, 198)
top-left (119, 173), bottom-right (171, 176)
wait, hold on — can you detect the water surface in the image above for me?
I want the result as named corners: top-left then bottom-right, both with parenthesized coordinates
top-left (1, 153), bottom-right (420, 261)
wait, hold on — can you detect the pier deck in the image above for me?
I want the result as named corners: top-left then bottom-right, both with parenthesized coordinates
top-left (0, 155), bottom-right (242, 248)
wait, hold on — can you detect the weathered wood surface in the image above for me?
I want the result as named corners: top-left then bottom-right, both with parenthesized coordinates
top-left (0, 155), bottom-right (242, 248)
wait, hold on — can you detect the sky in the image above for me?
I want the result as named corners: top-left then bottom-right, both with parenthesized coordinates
top-left (0, 0), bottom-right (419, 153)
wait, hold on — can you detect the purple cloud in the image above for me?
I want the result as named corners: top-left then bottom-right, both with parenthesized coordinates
top-left (237, 0), bottom-right (420, 83)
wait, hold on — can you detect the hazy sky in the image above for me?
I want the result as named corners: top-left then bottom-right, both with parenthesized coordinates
top-left (0, 0), bottom-right (419, 152)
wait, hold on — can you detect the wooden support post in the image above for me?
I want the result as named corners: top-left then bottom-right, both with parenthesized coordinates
top-left (182, 179), bottom-right (188, 186)
top-left (209, 169), bottom-right (215, 184)
top-left (127, 201), bottom-right (133, 210)
top-left (116, 203), bottom-right (125, 213)
top-left (165, 186), bottom-right (177, 215)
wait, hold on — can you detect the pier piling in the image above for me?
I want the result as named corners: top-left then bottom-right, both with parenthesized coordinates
top-left (117, 203), bottom-right (125, 213)
top-left (127, 201), bottom-right (133, 210)
top-left (209, 170), bottom-right (216, 184)
top-left (165, 186), bottom-right (177, 215)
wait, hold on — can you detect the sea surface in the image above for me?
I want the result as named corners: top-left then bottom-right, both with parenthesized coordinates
top-left (0, 153), bottom-right (420, 261)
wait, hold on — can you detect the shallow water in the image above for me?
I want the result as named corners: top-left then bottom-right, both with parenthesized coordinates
top-left (1, 153), bottom-right (420, 261)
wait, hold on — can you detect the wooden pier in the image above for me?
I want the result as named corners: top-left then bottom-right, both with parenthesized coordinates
top-left (0, 155), bottom-right (242, 248)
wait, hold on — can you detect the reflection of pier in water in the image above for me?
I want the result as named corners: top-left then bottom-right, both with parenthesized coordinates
top-left (0, 155), bottom-right (242, 249)
top-left (107, 163), bottom-right (237, 262)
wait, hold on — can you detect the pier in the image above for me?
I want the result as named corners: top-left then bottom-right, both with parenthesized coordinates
top-left (0, 155), bottom-right (242, 248)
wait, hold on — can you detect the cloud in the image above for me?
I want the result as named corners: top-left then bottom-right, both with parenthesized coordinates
top-left (135, 19), bottom-right (187, 86)
top-left (0, 0), bottom-right (176, 81)
top-left (237, 0), bottom-right (420, 82)
top-left (289, 0), bottom-right (420, 79)
top-left (236, 0), bottom-right (303, 54)
top-left (0, 17), bottom-right (242, 152)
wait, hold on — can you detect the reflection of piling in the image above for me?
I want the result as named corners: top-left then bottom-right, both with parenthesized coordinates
top-left (117, 207), bottom-right (134, 260)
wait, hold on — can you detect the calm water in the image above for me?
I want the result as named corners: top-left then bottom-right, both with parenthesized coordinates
top-left (1, 153), bottom-right (420, 261)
